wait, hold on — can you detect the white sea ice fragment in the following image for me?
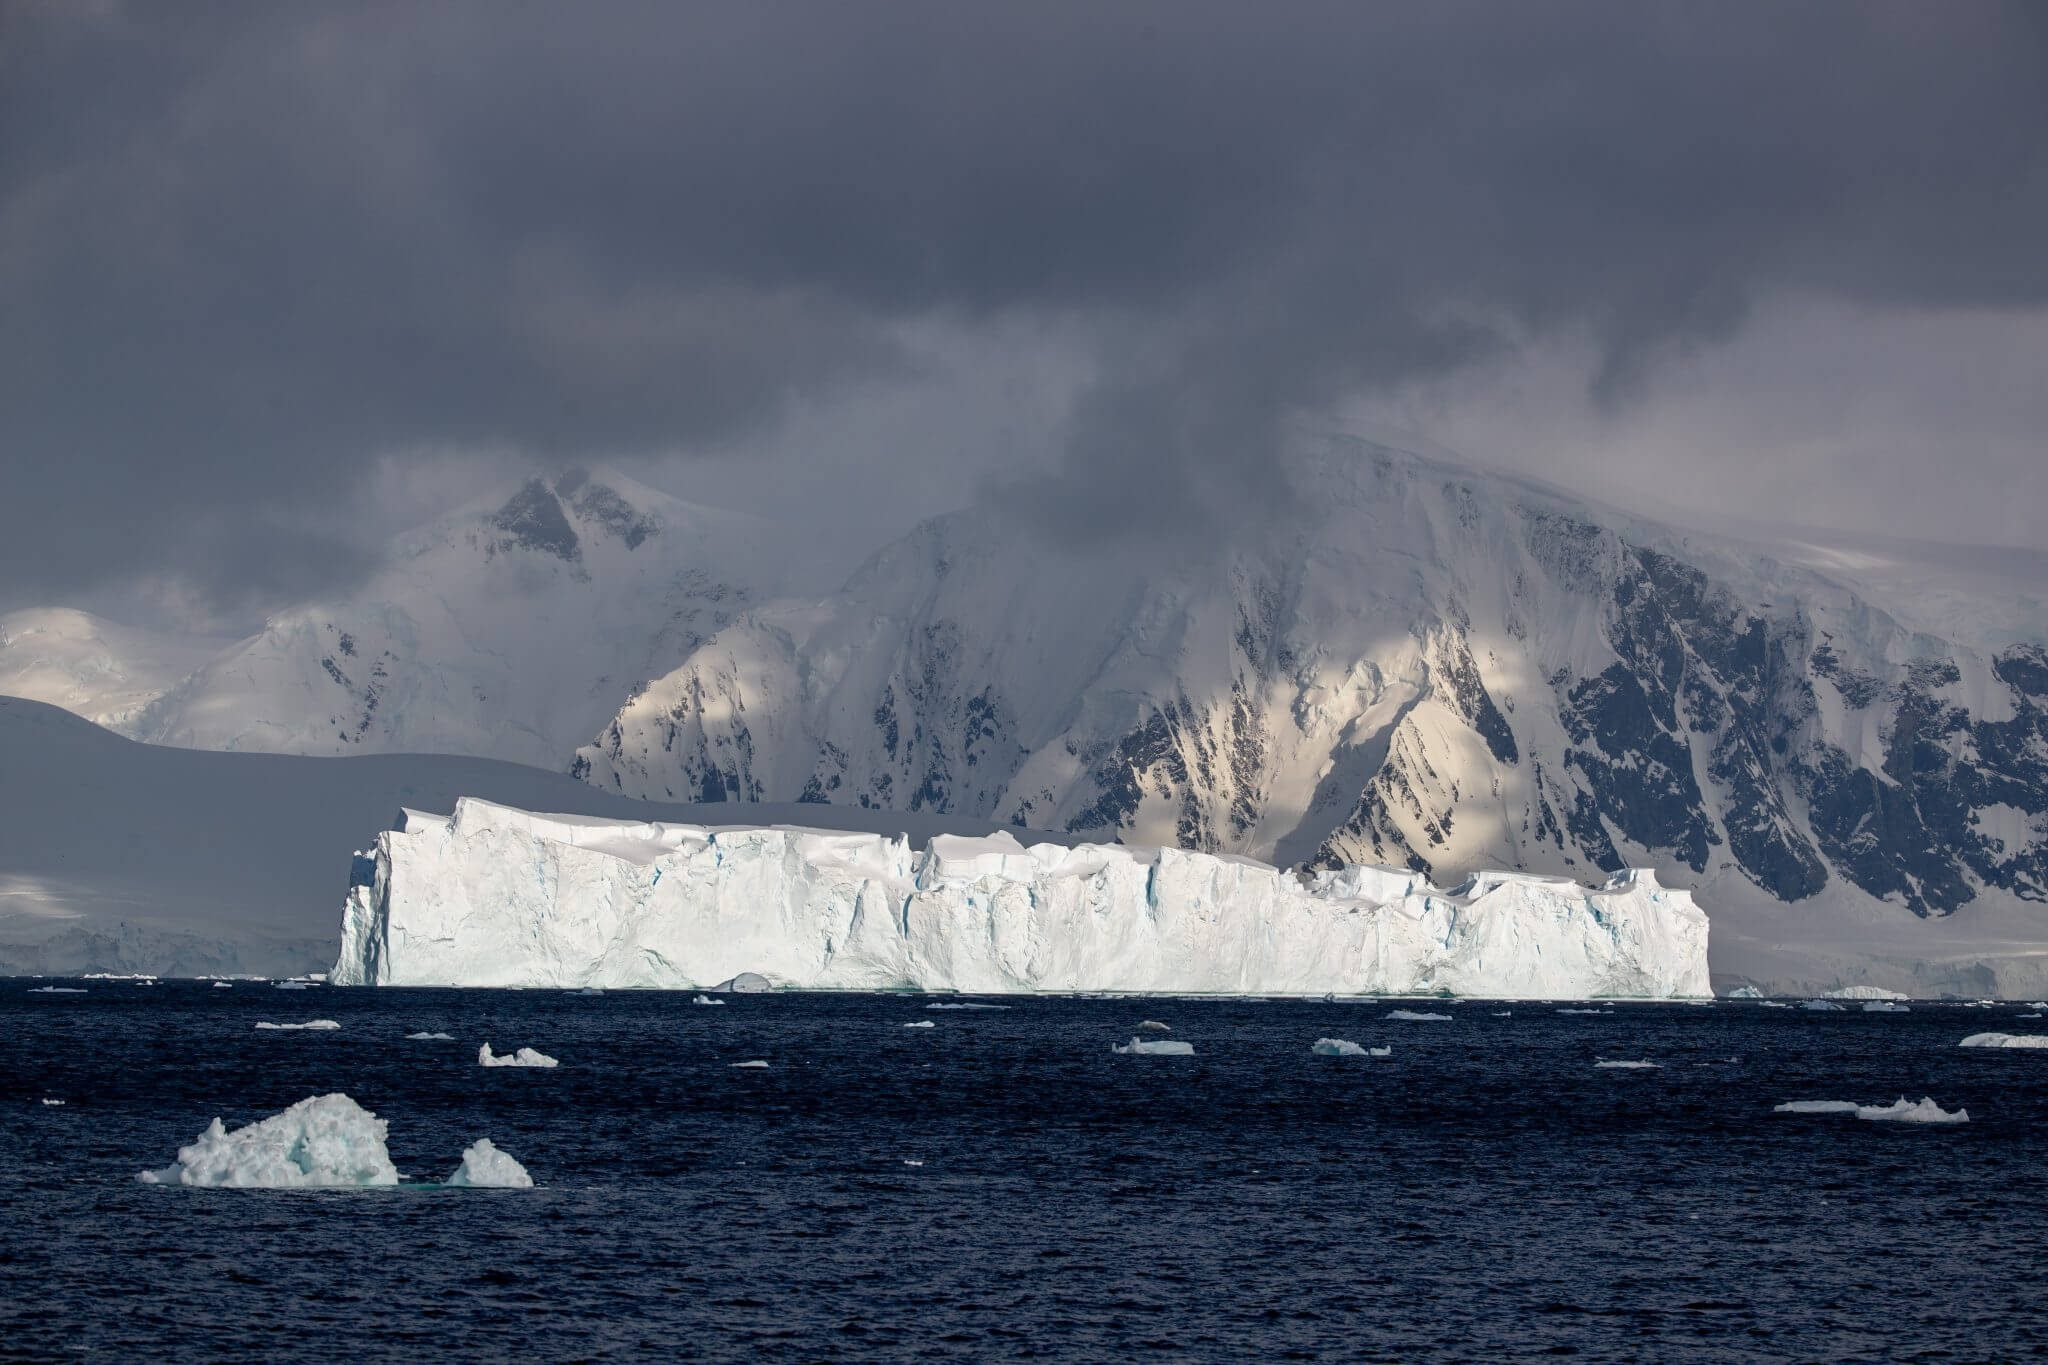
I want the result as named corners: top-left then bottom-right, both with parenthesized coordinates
top-left (28, 987), bottom-right (85, 994)
top-left (1113, 1037), bottom-right (1194, 1055)
top-left (1855, 1097), bottom-right (1968, 1124)
top-left (273, 981), bottom-right (314, 990)
top-left (1862, 1001), bottom-right (1910, 1012)
top-left (1727, 986), bottom-right (1765, 999)
top-left (254, 1020), bottom-right (341, 1031)
top-left (41, 1098), bottom-right (64, 1106)
top-left (212, 981), bottom-right (232, 989)
top-left (1491, 1011), bottom-right (1513, 1017)
top-left (478, 1043), bottom-right (558, 1068)
top-left (1594, 1059), bottom-right (1661, 1069)
top-left (1801, 1000), bottom-right (1844, 1011)
top-left (1385, 1010), bottom-right (1451, 1021)
top-left (1773, 1100), bottom-right (1861, 1114)
top-left (691, 995), bottom-right (725, 1006)
top-left (1310, 1038), bottom-right (1390, 1057)
top-left (1758, 1001), bottom-right (1791, 1009)
top-left (137, 1093), bottom-right (399, 1187)
top-left (446, 1138), bottom-right (532, 1188)
top-left (730, 1060), bottom-right (769, 1068)
top-left (903, 1020), bottom-right (934, 1028)
top-left (1959, 1032), bottom-right (2048, 1049)
top-left (1138, 1020), bottom-right (1171, 1032)
top-left (405, 1031), bottom-right (455, 1040)
top-left (1557, 1008), bottom-right (1611, 1015)
top-left (925, 1002), bottom-right (1010, 1010)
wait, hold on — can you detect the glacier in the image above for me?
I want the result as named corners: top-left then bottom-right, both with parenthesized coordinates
top-left (329, 797), bottom-right (1711, 997)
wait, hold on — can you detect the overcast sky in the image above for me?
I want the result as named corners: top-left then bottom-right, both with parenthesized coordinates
top-left (4, 1), bottom-right (2046, 629)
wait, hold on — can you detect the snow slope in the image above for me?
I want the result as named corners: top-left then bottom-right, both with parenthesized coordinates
top-left (577, 436), bottom-right (2048, 996)
top-left (333, 797), bottom-right (1711, 997)
top-left (127, 469), bottom-right (809, 769)
top-left (0, 697), bottom-right (1061, 977)
top-left (0, 608), bottom-right (235, 732)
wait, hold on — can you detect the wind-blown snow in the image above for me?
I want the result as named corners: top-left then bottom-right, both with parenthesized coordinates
top-left (1960, 1032), bottom-right (2048, 1049)
top-left (1114, 1038), bottom-right (1194, 1055)
top-left (446, 1138), bottom-right (533, 1189)
top-left (137, 1094), bottom-right (399, 1187)
top-left (478, 1043), bottom-right (558, 1068)
top-left (332, 799), bottom-right (1710, 997)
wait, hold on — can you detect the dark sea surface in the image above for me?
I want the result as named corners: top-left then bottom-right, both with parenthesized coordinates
top-left (4, 984), bottom-right (2046, 1362)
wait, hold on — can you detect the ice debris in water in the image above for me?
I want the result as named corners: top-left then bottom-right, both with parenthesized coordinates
top-left (903, 1020), bottom-right (935, 1028)
top-left (1594, 1059), bottom-right (1661, 1069)
top-left (405, 1031), bottom-right (455, 1041)
top-left (254, 1020), bottom-right (341, 1031)
top-left (1960, 1032), bottom-right (2048, 1049)
top-left (1557, 1008), bottom-right (1612, 1015)
top-left (273, 981), bottom-right (314, 991)
top-left (42, 1098), bottom-right (64, 1106)
top-left (478, 1043), bottom-right (558, 1068)
top-left (1138, 1020), bottom-right (1172, 1032)
top-left (1856, 1097), bottom-right (1969, 1124)
top-left (1113, 1037), bottom-right (1194, 1055)
top-left (1311, 1038), bottom-right (1390, 1057)
top-left (1385, 1010), bottom-right (1451, 1021)
top-left (212, 982), bottom-right (232, 989)
top-left (446, 1138), bottom-right (533, 1189)
top-left (1863, 1001), bottom-right (1910, 1013)
top-left (28, 986), bottom-right (85, 994)
top-left (730, 1060), bottom-right (769, 1068)
top-left (1801, 1000), bottom-right (1844, 1011)
top-left (2021, 1013), bottom-right (2044, 1020)
top-left (1491, 1011), bottom-right (1513, 1017)
top-left (691, 995), bottom-right (725, 1006)
top-left (1774, 1100), bottom-right (1862, 1114)
top-left (926, 1002), bottom-right (1011, 1011)
top-left (138, 1094), bottom-right (400, 1187)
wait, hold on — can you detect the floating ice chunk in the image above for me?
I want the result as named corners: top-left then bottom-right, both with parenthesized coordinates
top-left (1801, 1000), bottom-right (1844, 1011)
top-left (446, 1138), bottom-right (533, 1188)
top-left (1960, 1032), bottom-right (2048, 1049)
top-left (1385, 1010), bottom-right (1450, 1021)
top-left (273, 981), bottom-right (314, 990)
top-left (28, 986), bottom-right (85, 994)
top-left (42, 1098), bottom-right (64, 1106)
top-left (1113, 1037), bottom-right (1194, 1055)
top-left (1774, 1100), bottom-right (1861, 1114)
top-left (1138, 1020), bottom-right (1172, 1032)
top-left (708, 973), bottom-right (772, 994)
top-left (1310, 1038), bottom-right (1390, 1057)
top-left (137, 1093), bottom-right (399, 1187)
top-left (2020, 1013), bottom-right (2044, 1020)
top-left (691, 995), bottom-right (725, 1006)
top-left (211, 981), bottom-right (232, 989)
top-left (902, 1159), bottom-right (924, 1167)
top-left (1856, 1097), bottom-right (1968, 1124)
top-left (1557, 1008), bottom-right (1611, 1015)
top-left (926, 1002), bottom-right (1011, 1011)
top-left (730, 1060), bottom-right (769, 1068)
top-left (1594, 1059), bottom-right (1660, 1069)
top-left (566, 987), bottom-right (604, 996)
top-left (1758, 1001), bottom-right (1791, 1009)
top-left (2028, 1002), bottom-right (2048, 1010)
top-left (1491, 1011), bottom-right (1512, 1017)
top-left (478, 1043), bottom-right (558, 1068)
top-left (1727, 986), bottom-right (1765, 999)
top-left (1862, 1001), bottom-right (1910, 1013)
top-left (254, 1020), bottom-right (340, 1031)
top-left (404, 1031), bottom-right (455, 1040)
top-left (902, 1020), bottom-right (935, 1028)
top-left (1824, 986), bottom-right (1908, 1001)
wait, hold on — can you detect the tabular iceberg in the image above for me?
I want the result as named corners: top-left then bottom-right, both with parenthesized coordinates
top-left (331, 798), bottom-right (1711, 997)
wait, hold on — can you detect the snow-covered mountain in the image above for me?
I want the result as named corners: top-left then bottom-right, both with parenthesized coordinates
top-left (128, 469), bottom-right (803, 769)
top-left (0, 608), bottom-right (235, 732)
top-left (575, 438), bottom-right (2048, 995)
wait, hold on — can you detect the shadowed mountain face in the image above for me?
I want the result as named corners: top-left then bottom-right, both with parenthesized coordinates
top-left (577, 441), bottom-right (2048, 923)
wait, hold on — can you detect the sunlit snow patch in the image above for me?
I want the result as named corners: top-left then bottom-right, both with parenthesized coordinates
top-left (1385, 1010), bottom-right (1451, 1021)
top-left (1960, 1032), bottom-right (2048, 1049)
top-left (1774, 1100), bottom-right (1862, 1114)
top-left (1113, 1037), bottom-right (1194, 1055)
top-left (405, 1031), bottom-right (455, 1040)
top-left (1311, 1038), bottom-right (1390, 1057)
top-left (254, 1020), bottom-right (340, 1031)
top-left (446, 1138), bottom-right (533, 1188)
top-left (137, 1093), bottom-right (399, 1187)
top-left (478, 1043), bottom-right (558, 1068)
top-left (1594, 1059), bottom-right (1660, 1069)
top-left (1856, 1097), bottom-right (1968, 1124)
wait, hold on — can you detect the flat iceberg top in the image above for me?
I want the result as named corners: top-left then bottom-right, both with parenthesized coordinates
top-left (138, 1093), bottom-right (398, 1188)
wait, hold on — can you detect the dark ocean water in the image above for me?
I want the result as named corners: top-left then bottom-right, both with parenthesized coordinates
top-left (4, 985), bottom-right (2046, 1362)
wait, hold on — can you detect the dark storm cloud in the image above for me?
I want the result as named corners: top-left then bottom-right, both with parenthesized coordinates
top-left (3, 1), bottom-right (2045, 605)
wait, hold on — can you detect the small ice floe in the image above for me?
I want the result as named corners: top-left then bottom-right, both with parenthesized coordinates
top-left (902, 1159), bottom-right (924, 1167)
top-left (1801, 1000), bottom-right (1845, 1011)
top-left (1311, 1038), bottom-right (1390, 1057)
top-left (1594, 1059), bottom-right (1661, 1069)
top-left (1960, 1032), bottom-right (2048, 1049)
top-left (138, 1093), bottom-right (400, 1187)
top-left (28, 986), bottom-right (85, 994)
top-left (1491, 1011), bottom-right (1512, 1018)
top-left (1863, 1001), bottom-right (1910, 1013)
top-left (211, 981), bottom-right (232, 989)
top-left (446, 1138), bottom-right (533, 1188)
top-left (2027, 1002), bottom-right (2048, 1010)
top-left (1856, 1097), bottom-right (1969, 1124)
top-left (41, 1098), bottom-right (64, 1106)
top-left (729, 1060), bottom-right (769, 1069)
top-left (404, 1031), bottom-right (455, 1041)
top-left (1727, 985), bottom-right (1765, 999)
top-left (691, 995), bottom-right (725, 1006)
top-left (902, 1020), bottom-right (935, 1028)
top-left (1557, 1008), bottom-right (1612, 1016)
top-left (925, 1002), bottom-right (1011, 1010)
top-left (1114, 1037), bottom-right (1194, 1055)
top-left (254, 1020), bottom-right (341, 1031)
top-left (273, 981), bottom-right (315, 990)
top-left (478, 1043), bottom-right (559, 1068)
top-left (1758, 1001), bottom-right (1791, 1009)
top-left (1385, 1010), bottom-right (1451, 1021)
top-left (1774, 1100), bottom-right (1862, 1114)
top-left (1138, 1020), bottom-right (1172, 1032)
top-left (2020, 1014), bottom-right (2044, 1020)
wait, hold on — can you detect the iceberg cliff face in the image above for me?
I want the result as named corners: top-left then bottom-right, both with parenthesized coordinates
top-left (332, 798), bottom-right (1709, 997)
